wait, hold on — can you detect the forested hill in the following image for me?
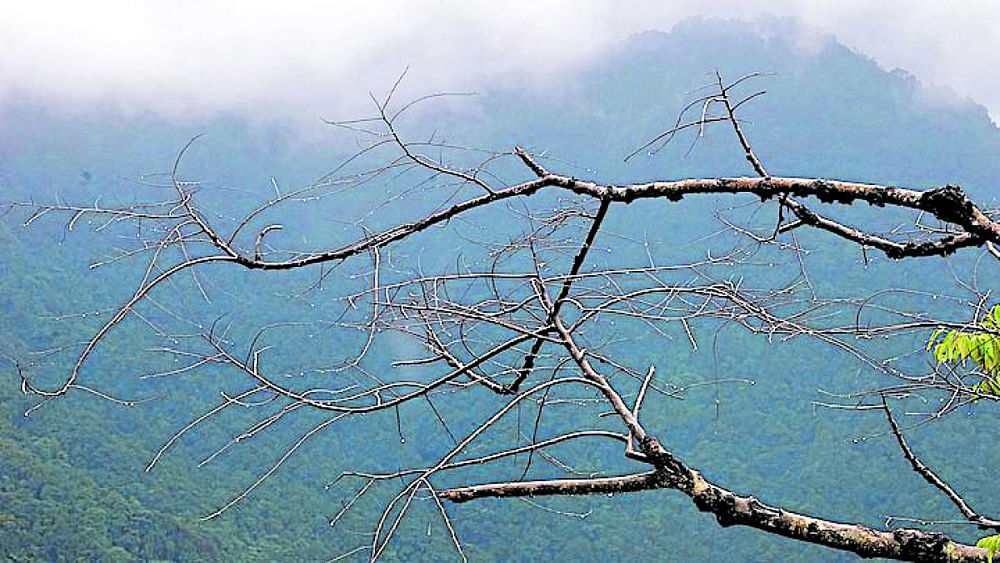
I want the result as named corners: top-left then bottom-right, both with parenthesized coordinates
top-left (478, 17), bottom-right (1000, 191)
top-left (2, 17), bottom-right (999, 562)
top-left (4, 18), bottom-right (998, 202)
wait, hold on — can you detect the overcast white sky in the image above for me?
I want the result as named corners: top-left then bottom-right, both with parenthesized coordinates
top-left (2, 1), bottom-right (999, 123)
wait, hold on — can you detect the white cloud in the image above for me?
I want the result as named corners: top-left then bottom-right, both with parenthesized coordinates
top-left (1, 1), bottom-right (998, 122)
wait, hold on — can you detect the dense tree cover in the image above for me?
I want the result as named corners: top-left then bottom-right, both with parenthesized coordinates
top-left (3, 18), bottom-right (1000, 561)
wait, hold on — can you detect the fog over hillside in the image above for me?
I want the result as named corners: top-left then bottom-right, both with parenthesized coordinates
top-left (2, 3), bottom-right (998, 122)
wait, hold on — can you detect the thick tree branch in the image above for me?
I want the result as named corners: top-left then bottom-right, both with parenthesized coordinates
top-left (441, 464), bottom-right (988, 562)
top-left (440, 470), bottom-right (664, 502)
top-left (263, 174), bottom-right (995, 270)
top-left (784, 198), bottom-right (984, 258)
top-left (685, 470), bottom-right (985, 562)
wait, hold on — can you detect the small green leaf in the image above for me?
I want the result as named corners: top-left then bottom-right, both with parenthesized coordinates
top-left (990, 378), bottom-right (1000, 396)
top-left (958, 337), bottom-right (971, 363)
top-left (927, 329), bottom-right (945, 352)
top-left (926, 306), bottom-right (1000, 394)
top-left (971, 338), bottom-right (984, 364)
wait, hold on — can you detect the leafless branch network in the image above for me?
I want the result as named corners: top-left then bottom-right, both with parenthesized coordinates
top-left (6, 72), bottom-right (1000, 562)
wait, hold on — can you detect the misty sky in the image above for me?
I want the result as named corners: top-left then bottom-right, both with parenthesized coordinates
top-left (2, 1), bottom-right (999, 123)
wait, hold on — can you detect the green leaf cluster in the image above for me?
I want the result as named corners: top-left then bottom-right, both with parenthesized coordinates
top-left (979, 534), bottom-right (1000, 563)
top-left (927, 305), bottom-right (1000, 396)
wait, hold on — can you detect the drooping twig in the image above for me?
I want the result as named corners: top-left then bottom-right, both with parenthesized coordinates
top-left (882, 395), bottom-right (1000, 531)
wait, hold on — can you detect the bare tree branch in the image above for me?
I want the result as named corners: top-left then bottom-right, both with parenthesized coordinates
top-left (9, 79), bottom-right (1000, 563)
top-left (882, 395), bottom-right (1000, 531)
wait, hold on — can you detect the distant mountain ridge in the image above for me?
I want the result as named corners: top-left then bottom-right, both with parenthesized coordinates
top-left (2, 17), bottom-right (997, 199)
top-left (474, 17), bottom-right (999, 195)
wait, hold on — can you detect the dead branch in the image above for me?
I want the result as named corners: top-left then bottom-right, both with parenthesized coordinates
top-left (8, 77), bottom-right (1000, 563)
